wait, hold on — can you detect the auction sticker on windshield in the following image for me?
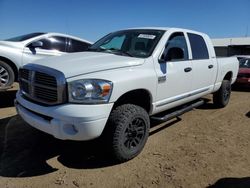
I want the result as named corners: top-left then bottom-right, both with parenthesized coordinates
top-left (138, 34), bottom-right (156, 39)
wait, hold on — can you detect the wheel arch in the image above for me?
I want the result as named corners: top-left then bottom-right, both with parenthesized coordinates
top-left (223, 71), bottom-right (233, 81)
top-left (113, 89), bottom-right (152, 114)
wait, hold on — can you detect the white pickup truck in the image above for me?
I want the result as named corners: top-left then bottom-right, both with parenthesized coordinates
top-left (0, 32), bottom-right (91, 88)
top-left (16, 28), bottom-right (239, 162)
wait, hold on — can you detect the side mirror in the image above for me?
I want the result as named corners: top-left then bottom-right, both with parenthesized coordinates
top-left (30, 41), bottom-right (43, 48)
top-left (161, 47), bottom-right (184, 62)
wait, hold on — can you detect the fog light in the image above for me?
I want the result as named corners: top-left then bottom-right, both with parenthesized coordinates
top-left (63, 124), bottom-right (78, 135)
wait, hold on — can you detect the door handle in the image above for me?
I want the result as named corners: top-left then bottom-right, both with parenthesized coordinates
top-left (208, 65), bottom-right (213, 69)
top-left (184, 67), bottom-right (192, 72)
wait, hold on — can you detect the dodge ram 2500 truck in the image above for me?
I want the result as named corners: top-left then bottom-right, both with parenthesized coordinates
top-left (15, 28), bottom-right (239, 162)
top-left (0, 32), bottom-right (91, 88)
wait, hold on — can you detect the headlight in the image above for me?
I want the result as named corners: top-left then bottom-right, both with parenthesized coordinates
top-left (68, 79), bottom-right (113, 104)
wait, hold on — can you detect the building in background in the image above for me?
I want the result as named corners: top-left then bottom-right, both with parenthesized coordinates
top-left (212, 37), bottom-right (250, 57)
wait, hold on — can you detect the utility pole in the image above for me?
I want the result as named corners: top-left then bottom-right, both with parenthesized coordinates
top-left (245, 26), bottom-right (249, 37)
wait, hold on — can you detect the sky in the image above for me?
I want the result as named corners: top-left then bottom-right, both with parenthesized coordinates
top-left (0, 0), bottom-right (250, 42)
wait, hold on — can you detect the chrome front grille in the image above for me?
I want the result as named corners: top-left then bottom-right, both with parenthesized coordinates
top-left (19, 64), bottom-right (66, 105)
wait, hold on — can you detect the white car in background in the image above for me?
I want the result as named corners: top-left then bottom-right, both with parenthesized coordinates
top-left (0, 32), bottom-right (92, 88)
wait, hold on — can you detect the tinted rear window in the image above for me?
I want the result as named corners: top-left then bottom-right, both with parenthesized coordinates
top-left (188, 33), bottom-right (209, 60)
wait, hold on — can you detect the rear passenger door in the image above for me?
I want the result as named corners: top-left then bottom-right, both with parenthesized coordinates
top-left (188, 33), bottom-right (216, 93)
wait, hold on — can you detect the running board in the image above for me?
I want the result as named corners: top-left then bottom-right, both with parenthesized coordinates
top-left (151, 99), bottom-right (204, 122)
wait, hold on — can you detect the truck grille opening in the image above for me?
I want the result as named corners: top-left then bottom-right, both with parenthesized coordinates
top-left (35, 71), bottom-right (57, 87)
top-left (19, 65), bottom-right (66, 105)
top-left (34, 86), bottom-right (58, 102)
top-left (20, 69), bottom-right (30, 80)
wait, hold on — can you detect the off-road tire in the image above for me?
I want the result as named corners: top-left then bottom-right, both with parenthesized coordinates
top-left (106, 104), bottom-right (150, 162)
top-left (213, 80), bottom-right (231, 108)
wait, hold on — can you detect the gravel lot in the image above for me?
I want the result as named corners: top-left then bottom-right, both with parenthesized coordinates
top-left (0, 84), bottom-right (249, 188)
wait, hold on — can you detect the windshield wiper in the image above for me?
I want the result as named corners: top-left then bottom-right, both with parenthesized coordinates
top-left (87, 48), bottom-right (134, 57)
top-left (86, 48), bottom-right (106, 52)
top-left (107, 48), bottom-right (133, 57)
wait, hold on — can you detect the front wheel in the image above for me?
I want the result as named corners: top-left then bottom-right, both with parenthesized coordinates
top-left (213, 80), bottom-right (231, 108)
top-left (106, 104), bottom-right (150, 162)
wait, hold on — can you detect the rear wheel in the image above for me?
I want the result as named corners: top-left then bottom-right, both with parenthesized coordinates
top-left (0, 60), bottom-right (14, 88)
top-left (213, 80), bottom-right (231, 108)
top-left (106, 104), bottom-right (150, 162)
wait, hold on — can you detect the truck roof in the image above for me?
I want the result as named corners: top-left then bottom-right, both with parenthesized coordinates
top-left (123, 27), bottom-right (208, 37)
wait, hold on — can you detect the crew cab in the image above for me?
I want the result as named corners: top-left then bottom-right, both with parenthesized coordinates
top-left (15, 28), bottom-right (239, 162)
top-left (0, 32), bottom-right (92, 88)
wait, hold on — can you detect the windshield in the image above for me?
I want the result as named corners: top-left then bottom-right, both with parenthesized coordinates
top-left (89, 29), bottom-right (165, 58)
top-left (5, 32), bottom-right (46, 42)
top-left (239, 59), bottom-right (250, 68)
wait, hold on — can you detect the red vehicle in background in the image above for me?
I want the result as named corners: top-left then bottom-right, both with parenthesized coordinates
top-left (235, 58), bottom-right (250, 88)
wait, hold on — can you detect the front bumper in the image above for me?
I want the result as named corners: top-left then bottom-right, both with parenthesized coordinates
top-left (15, 91), bottom-right (113, 140)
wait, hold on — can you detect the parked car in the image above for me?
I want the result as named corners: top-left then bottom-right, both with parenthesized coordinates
top-left (16, 27), bottom-right (239, 162)
top-left (235, 55), bottom-right (250, 61)
top-left (0, 32), bottom-right (92, 88)
top-left (234, 58), bottom-right (250, 87)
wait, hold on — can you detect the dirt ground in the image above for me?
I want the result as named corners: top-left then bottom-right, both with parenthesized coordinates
top-left (0, 84), bottom-right (249, 188)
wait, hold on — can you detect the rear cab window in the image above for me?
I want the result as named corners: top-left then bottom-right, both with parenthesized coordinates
top-left (188, 33), bottom-right (209, 60)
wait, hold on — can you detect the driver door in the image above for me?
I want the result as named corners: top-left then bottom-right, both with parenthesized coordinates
top-left (155, 32), bottom-right (193, 108)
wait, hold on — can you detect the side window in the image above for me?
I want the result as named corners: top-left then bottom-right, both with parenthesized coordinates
top-left (161, 32), bottom-right (189, 61)
top-left (49, 36), bottom-right (66, 52)
top-left (38, 38), bottom-right (50, 50)
top-left (188, 33), bottom-right (209, 60)
top-left (34, 36), bottom-right (67, 52)
top-left (68, 39), bottom-right (91, 52)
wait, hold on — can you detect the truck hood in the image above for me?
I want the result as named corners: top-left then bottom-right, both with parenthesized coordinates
top-left (31, 52), bottom-right (145, 78)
